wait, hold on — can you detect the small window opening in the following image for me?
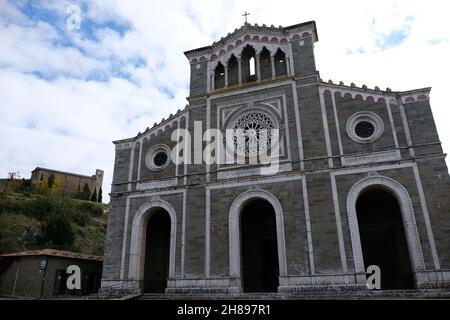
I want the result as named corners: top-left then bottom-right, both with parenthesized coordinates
top-left (249, 57), bottom-right (255, 76)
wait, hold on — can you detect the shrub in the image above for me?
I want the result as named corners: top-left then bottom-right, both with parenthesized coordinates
top-left (40, 214), bottom-right (74, 248)
top-left (77, 201), bottom-right (104, 216)
top-left (26, 197), bottom-right (58, 220)
top-left (0, 213), bottom-right (41, 254)
top-left (0, 197), bottom-right (15, 214)
top-left (71, 210), bottom-right (90, 226)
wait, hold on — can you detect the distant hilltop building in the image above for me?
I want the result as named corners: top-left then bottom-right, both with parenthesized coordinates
top-left (31, 167), bottom-right (104, 201)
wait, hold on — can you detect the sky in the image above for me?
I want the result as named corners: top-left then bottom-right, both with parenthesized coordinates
top-left (0, 0), bottom-right (449, 203)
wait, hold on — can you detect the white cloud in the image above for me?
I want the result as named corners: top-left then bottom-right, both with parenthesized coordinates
top-left (1, 0), bottom-right (449, 202)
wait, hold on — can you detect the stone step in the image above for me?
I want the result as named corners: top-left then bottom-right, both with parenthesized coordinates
top-left (87, 288), bottom-right (450, 300)
top-left (137, 289), bottom-right (450, 300)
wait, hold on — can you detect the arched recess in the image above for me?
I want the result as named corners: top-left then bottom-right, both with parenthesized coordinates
top-left (128, 200), bottom-right (177, 282)
top-left (274, 48), bottom-right (287, 77)
top-left (346, 175), bottom-right (425, 280)
top-left (259, 47), bottom-right (272, 80)
top-left (229, 190), bottom-right (287, 290)
top-left (227, 54), bottom-right (239, 86)
top-left (241, 45), bottom-right (256, 83)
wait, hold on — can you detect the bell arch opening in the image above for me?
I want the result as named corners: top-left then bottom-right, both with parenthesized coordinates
top-left (274, 48), bottom-right (287, 77)
top-left (227, 54), bottom-right (239, 86)
top-left (241, 45), bottom-right (256, 83)
top-left (214, 62), bottom-right (225, 89)
top-left (259, 47), bottom-right (272, 80)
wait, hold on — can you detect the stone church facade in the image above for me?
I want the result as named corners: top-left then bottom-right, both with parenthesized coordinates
top-left (101, 21), bottom-right (450, 294)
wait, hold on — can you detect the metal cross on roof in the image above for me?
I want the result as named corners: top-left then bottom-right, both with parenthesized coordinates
top-left (243, 11), bottom-right (250, 24)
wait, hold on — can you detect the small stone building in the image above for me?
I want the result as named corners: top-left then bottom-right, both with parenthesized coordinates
top-left (101, 20), bottom-right (450, 295)
top-left (31, 167), bottom-right (104, 200)
top-left (0, 249), bottom-right (102, 298)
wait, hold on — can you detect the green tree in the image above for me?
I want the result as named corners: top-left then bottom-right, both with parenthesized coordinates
top-left (90, 187), bottom-right (97, 202)
top-left (20, 178), bottom-right (32, 191)
top-left (40, 214), bottom-right (74, 248)
top-left (97, 187), bottom-right (103, 203)
top-left (82, 183), bottom-right (91, 200)
top-left (47, 174), bottom-right (55, 189)
top-left (76, 184), bottom-right (81, 199)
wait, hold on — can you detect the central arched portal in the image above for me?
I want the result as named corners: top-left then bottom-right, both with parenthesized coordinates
top-left (143, 209), bottom-right (171, 293)
top-left (356, 188), bottom-right (414, 289)
top-left (241, 199), bottom-right (279, 293)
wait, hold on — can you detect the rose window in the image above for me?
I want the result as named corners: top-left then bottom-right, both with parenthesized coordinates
top-left (153, 151), bottom-right (169, 167)
top-left (354, 121), bottom-right (375, 138)
top-left (231, 112), bottom-right (275, 157)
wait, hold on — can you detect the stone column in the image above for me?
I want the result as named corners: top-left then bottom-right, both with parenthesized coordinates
top-left (224, 63), bottom-right (228, 87)
top-left (285, 56), bottom-right (290, 76)
top-left (211, 71), bottom-right (215, 90)
top-left (237, 57), bottom-right (242, 85)
top-left (271, 54), bottom-right (276, 79)
top-left (206, 60), bottom-right (211, 92)
top-left (256, 53), bottom-right (261, 82)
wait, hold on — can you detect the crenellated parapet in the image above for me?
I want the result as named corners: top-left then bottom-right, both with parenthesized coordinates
top-left (319, 79), bottom-right (431, 105)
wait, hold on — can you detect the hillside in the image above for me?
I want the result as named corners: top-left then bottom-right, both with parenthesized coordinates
top-left (0, 179), bottom-right (108, 256)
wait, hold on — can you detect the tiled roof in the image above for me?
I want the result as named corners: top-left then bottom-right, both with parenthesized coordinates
top-left (0, 249), bottom-right (103, 262)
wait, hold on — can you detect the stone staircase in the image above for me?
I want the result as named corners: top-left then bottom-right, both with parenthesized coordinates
top-left (136, 289), bottom-right (450, 300)
top-left (88, 292), bottom-right (142, 300)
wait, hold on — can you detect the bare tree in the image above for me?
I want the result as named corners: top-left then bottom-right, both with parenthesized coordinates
top-left (7, 171), bottom-right (20, 180)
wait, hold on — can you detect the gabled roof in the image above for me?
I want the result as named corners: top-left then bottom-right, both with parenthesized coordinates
top-left (0, 249), bottom-right (103, 262)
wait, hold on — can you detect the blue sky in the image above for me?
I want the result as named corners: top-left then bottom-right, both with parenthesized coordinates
top-left (0, 0), bottom-right (449, 202)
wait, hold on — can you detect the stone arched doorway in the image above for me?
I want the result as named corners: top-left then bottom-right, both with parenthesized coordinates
top-left (346, 175), bottom-right (425, 288)
top-left (356, 188), bottom-right (414, 289)
top-left (241, 198), bottom-right (279, 292)
top-left (128, 200), bottom-right (177, 293)
top-left (229, 190), bottom-right (287, 293)
top-left (143, 209), bottom-right (171, 292)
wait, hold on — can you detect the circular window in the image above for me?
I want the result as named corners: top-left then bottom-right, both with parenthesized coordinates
top-left (230, 111), bottom-right (276, 157)
top-left (153, 151), bottom-right (168, 167)
top-left (346, 112), bottom-right (384, 144)
top-left (145, 144), bottom-right (171, 171)
top-left (354, 121), bottom-right (375, 138)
